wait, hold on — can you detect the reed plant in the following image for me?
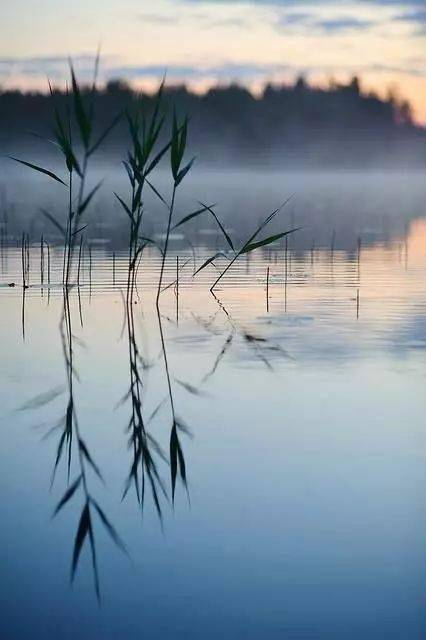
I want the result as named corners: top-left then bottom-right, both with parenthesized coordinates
top-left (12, 59), bottom-right (124, 600)
top-left (9, 56), bottom-right (300, 599)
top-left (10, 55), bottom-right (119, 287)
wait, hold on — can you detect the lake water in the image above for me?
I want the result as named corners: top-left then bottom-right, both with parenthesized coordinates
top-left (0, 216), bottom-right (426, 638)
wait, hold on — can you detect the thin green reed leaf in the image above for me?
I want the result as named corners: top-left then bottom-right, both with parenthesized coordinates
top-left (171, 109), bottom-right (180, 179)
top-left (70, 64), bottom-right (91, 148)
top-left (27, 130), bottom-right (61, 150)
top-left (252, 196), bottom-right (293, 240)
top-left (114, 193), bottom-right (133, 220)
top-left (209, 197), bottom-right (294, 291)
top-left (71, 502), bottom-right (90, 580)
top-left (175, 157), bottom-right (195, 186)
top-left (141, 112), bottom-right (147, 154)
top-left (125, 112), bottom-right (143, 167)
top-left (193, 252), bottom-right (228, 275)
top-left (140, 236), bottom-right (155, 245)
top-left (144, 139), bottom-right (171, 176)
top-left (132, 181), bottom-right (143, 213)
top-left (178, 117), bottom-right (188, 163)
top-left (48, 80), bottom-right (83, 176)
top-left (173, 203), bottom-right (216, 229)
top-left (88, 113), bottom-right (121, 156)
top-left (143, 113), bottom-right (165, 162)
top-left (197, 201), bottom-right (235, 251)
top-left (91, 45), bottom-right (101, 95)
top-left (240, 228), bottom-right (300, 254)
top-left (78, 181), bottom-right (103, 215)
top-left (8, 157), bottom-right (67, 186)
top-left (130, 162), bottom-right (144, 187)
top-left (53, 475), bottom-right (82, 517)
top-left (53, 126), bottom-right (82, 176)
top-left (47, 78), bottom-right (55, 98)
top-left (40, 209), bottom-right (67, 236)
top-left (71, 224), bottom-right (88, 237)
top-left (122, 161), bottom-right (135, 188)
top-left (146, 179), bottom-right (170, 208)
top-left (147, 76), bottom-right (165, 145)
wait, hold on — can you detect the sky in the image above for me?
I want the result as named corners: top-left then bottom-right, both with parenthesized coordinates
top-left (0, 0), bottom-right (425, 122)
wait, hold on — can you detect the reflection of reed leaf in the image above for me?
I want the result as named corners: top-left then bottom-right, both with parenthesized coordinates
top-left (71, 503), bottom-right (91, 580)
top-left (71, 501), bottom-right (101, 602)
top-left (146, 433), bottom-right (169, 464)
top-left (17, 385), bottom-right (65, 411)
top-left (53, 474), bottom-right (82, 517)
top-left (148, 397), bottom-right (167, 422)
top-left (78, 438), bottom-right (104, 483)
top-left (170, 423), bottom-right (187, 503)
top-left (242, 332), bottom-right (267, 343)
top-left (242, 332), bottom-right (273, 370)
top-left (202, 329), bottom-right (235, 383)
top-left (191, 310), bottom-right (220, 334)
top-left (175, 418), bottom-right (193, 438)
top-left (114, 388), bottom-right (132, 410)
top-left (15, 58), bottom-right (123, 601)
top-left (53, 429), bottom-right (67, 479)
top-left (90, 500), bottom-right (128, 556)
top-left (175, 378), bottom-right (204, 396)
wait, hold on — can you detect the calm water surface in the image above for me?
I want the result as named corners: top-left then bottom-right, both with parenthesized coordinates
top-left (1, 219), bottom-right (425, 639)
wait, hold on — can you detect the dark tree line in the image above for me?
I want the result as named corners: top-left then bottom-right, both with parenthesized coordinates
top-left (0, 75), bottom-right (424, 166)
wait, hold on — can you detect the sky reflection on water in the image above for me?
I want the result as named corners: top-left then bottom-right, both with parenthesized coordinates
top-left (0, 220), bottom-right (425, 639)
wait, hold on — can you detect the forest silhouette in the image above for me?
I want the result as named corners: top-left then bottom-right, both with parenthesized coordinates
top-left (1, 75), bottom-right (424, 167)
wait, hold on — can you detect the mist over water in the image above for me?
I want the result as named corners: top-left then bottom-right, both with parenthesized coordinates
top-left (1, 162), bottom-right (425, 251)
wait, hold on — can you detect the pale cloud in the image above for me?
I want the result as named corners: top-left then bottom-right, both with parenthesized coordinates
top-left (0, 0), bottom-right (424, 122)
top-left (275, 13), bottom-right (377, 33)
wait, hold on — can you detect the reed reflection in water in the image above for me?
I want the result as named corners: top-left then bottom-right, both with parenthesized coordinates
top-left (0, 221), bottom-right (425, 638)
